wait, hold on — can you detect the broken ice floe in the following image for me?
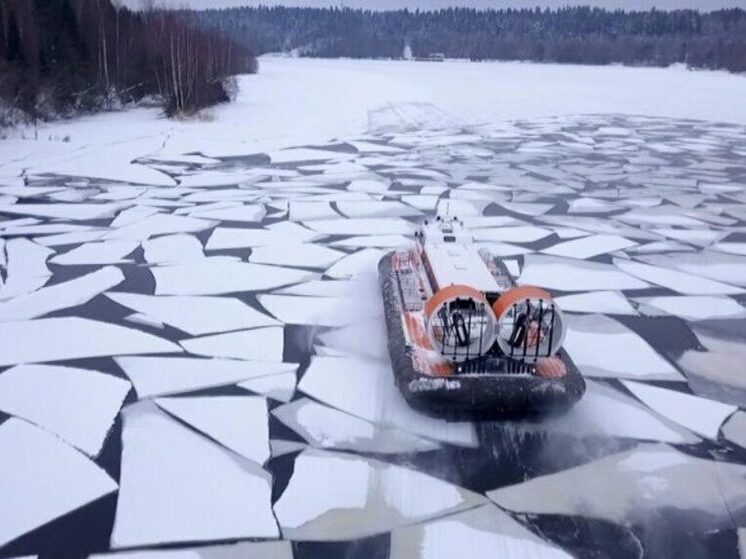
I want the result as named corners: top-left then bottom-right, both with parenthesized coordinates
top-left (621, 380), bottom-right (736, 439)
top-left (152, 260), bottom-right (314, 295)
top-left (238, 371), bottom-right (297, 402)
top-left (0, 238), bottom-right (53, 300)
top-left (499, 380), bottom-right (696, 444)
top-left (299, 356), bottom-right (477, 447)
top-left (180, 327), bottom-right (284, 362)
top-left (614, 258), bottom-right (744, 296)
top-left (0, 364), bottom-right (130, 456)
top-left (274, 448), bottom-right (484, 540)
top-left (0, 418), bottom-right (117, 547)
top-left (0, 317), bottom-right (180, 366)
top-left (635, 295), bottom-right (746, 321)
top-left (114, 355), bottom-right (297, 398)
top-left (155, 395), bottom-right (270, 465)
top-left (519, 255), bottom-right (649, 292)
top-left (541, 235), bottom-right (637, 260)
top-left (51, 241), bottom-right (138, 265)
top-left (390, 504), bottom-right (572, 559)
top-left (0, 266), bottom-right (123, 322)
top-left (142, 234), bottom-right (204, 264)
top-left (110, 401), bottom-right (278, 547)
top-left (249, 243), bottom-right (345, 269)
top-left (563, 314), bottom-right (684, 381)
top-left (106, 292), bottom-right (278, 335)
top-left (272, 398), bottom-right (439, 454)
top-left (488, 443), bottom-right (746, 531)
top-left (722, 412), bottom-right (746, 449)
top-left (554, 291), bottom-right (637, 315)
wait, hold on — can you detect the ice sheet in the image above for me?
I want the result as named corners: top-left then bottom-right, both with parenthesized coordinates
top-left (614, 258), bottom-right (744, 295)
top-left (106, 292), bottom-right (277, 335)
top-left (563, 314), bottom-right (685, 380)
top-left (51, 241), bottom-right (138, 265)
top-left (519, 255), bottom-right (650, 292)
top-left (554, 291), bottom-right (637, 315)
top-left (274, 448), bottom-right (484, 540)
top-left (391, 504), bottom-right (572, 559)
top-left (621, 380), bottom-right (736, 439)
top-left (89, 541), bottom-right (292, 559)
top-left (304, 218), bottom-right (415, 236)
top-left (541, 235), bottom-right (637, 259)
top-left (0, 266), bottom-right (123, 322)
top-left (142, 234), bottom-right (204, 264)
top-left (249, 243), bottom-right (345, 269)
top-left (152, 260), bottom-right (314, 295)
top-left (105, 214), bottom-right (215, 241)
top-left (0, 364), bottom-right (130, 456)
top-left (0, 418), bottom-right (117, 547)
top-left (115, 356), bottom-right (297, 398)
top-left (110, 401), bottom-right (278, 547)
top-left (635, 295), bottom-right (746, 321)
top-left (0, 317), bottom-right (180, 366)
top-left (156, 395), bottom-right (270, 465)
top-left (325, 249), bottom-right (386, 279)
top-left (488, 443), bottom-right (746, 531)
top-left (0, 239), bottom-right (53, 300)
top-left (180, 327), bottom-right (284, 361)
top-left (238, 371), bottom-right (297, 402)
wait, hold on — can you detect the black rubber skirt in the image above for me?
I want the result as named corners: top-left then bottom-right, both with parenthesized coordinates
top-left (379, 251), bottom-right (586, 419)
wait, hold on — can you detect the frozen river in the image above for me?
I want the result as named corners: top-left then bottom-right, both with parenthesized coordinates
top-left (1, 58), bottom-right (746, 557)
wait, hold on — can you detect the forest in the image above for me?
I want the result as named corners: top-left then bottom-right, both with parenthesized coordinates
top-left (0, 0), bottom-right (257, 123)
top-left (188, 6), bottom-right (746, 72)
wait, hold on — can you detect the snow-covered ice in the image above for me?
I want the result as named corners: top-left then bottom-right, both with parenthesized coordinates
top-left (110, 401), bottom-right (278, 547)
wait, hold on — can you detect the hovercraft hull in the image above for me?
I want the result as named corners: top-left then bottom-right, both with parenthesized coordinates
top-left (379, 251), bottom-right (586, 418)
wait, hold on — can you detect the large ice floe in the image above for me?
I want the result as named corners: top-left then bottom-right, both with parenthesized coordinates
top-left (110, 401), bottom-right (278, 548)
top-left (0, 418), bottom-right (118, 547)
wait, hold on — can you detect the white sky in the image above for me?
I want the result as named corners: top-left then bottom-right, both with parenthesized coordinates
top-left (123, 0), bottom-right (746, 11)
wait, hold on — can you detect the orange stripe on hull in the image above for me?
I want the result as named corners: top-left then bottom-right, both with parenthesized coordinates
top-left (403, 312), bottom-right (452, 377)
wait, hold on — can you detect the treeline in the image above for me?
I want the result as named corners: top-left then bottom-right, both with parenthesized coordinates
top-left (187, 6), bottom-right (746, 72)
top-left (0, 0), bottom-right (257, 123)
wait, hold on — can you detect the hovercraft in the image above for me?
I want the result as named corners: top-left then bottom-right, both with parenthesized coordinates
top-left (379, 216), bottom-right (586, 418)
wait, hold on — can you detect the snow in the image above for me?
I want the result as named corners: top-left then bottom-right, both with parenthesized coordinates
top-left (0, 266), bottom-right (123, 322)
top-left (391, 504), bottom-right (572, 559)
top-left (0, 317), bottom-right (180, 367)
top-left (155, 396), bottom-right (270, 465)
top-left (563, 314), bottom-right (685, 381)
top-left (299, 356), bottom-right (477, 447)
top-left (325, 249), bottom-right (386, 279)
top-left (115, 356), bottom-right (297, 398)
top-left (180, 326), bottom-right (284, 362)
top-left (272, 398), bottom-right (439, 454)
top-left (106, 292), bottom-right (278, 335)
top-left (0, 364), bottom-right (130, 456)
top-left (110, 401), bottom-right (278, 547)
top-left (152, 260), bottom-right (314, 295)
top-left (0, 418), bottom-right (117, 547)
top-left (274, 448), bottom-right (484, 540)
top-left (621, 380), bottom-right (736, 439)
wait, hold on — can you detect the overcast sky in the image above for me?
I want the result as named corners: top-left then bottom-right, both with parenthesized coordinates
top-left (122, 0), bottom-right (746, 11)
